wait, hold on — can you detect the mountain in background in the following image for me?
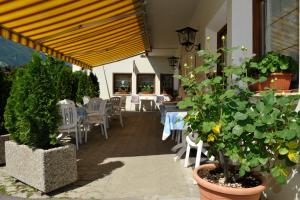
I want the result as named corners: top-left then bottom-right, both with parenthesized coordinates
top-left (0, 36), bottom-right (33, 68)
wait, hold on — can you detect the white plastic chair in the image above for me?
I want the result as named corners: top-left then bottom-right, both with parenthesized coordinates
top-left (86, 98), bottom-right (108, 139)
top-left (155, 95), bottom-right (165, 110)
top-left (131, 95), bottom-right (140, 111)
top-left (120, 96), bottom-right (126, 111)
top-left (83, 96), bottom-right (90, 105)
top-left (57, 99), bottom-right (80, 150)
top-left (109, 97), bottom-right (124, 127)
top-left (184, 132), bottom-right (212, 169)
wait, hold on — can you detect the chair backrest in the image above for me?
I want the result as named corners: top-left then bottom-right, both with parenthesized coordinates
top-left (86, 97), bottom-right (102, 114)
top-left (120, 96), bottom-right (126, 108)
top-left (83, 96), bottom-right (90, 105)
top-left (110, 97), bottom-right (121, 107)
top-left (58, 99), bottom-right (77, 129)
top-left (99, 100), bottom-right (107, 115)
top-left (131, 95), bottom-right (140, 104)
top-left (156, 95), bottom-right (165, 104)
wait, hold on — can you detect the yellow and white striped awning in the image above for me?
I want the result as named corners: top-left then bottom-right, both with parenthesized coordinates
top-left (0, 0), bottom-right (150, 69)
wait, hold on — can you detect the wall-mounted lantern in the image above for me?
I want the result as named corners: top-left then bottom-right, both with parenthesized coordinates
top-left (176, 27), bottom-right (201, 52)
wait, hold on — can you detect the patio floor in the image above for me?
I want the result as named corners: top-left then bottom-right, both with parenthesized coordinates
top-left (0, 112), bottom-right (199, 199)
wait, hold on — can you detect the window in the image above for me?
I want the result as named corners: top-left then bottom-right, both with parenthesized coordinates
top-left (137, 74), bottom-right (155, 94)
top-left (113, 73), bottom-right (132, 95)
top-left (264, 0), bottom-right (299, 62)
top-left (160, 74), bottom-right (174, 95)
top-left (253, 0), bottom-right (299, 60)
top-left (253, 0), bottom-right (299, 89)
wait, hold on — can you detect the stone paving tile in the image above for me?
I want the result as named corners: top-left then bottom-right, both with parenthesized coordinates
top-left (0, 112), bottom-right (199, 199)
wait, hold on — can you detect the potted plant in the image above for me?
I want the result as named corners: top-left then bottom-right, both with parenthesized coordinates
top-left (118, 80), bottom-right (130, 94)
top-left (140, 83), bottom-right (154, 94)
top-left (177, 47), bottom-right (299, 200)
top-left (248, 52), bottom-right (298, 92)
top-left (4, 53), bottom-right (77, 193)
top-left (0, 69), bottom-right (12, 164)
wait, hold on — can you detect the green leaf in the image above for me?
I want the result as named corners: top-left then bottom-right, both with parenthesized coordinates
top-left (258, 157), bottom-right (268, 165)
top-left (234, 112), bottom-right (248, 121)
top-left (212, 76), bottom-right (223, 84)
top-left (232, 125), bottom-right (243, 136)
top-left (177, 97), bottom-right (193, 109)
top-left (202, 122), bottom-right (215, 133)
top-left (254, 130), bottom-right (265, 139)
top-left (278, 147), bottom-right (289, 155)
top-left (244, 124), bottom-right (255, 132)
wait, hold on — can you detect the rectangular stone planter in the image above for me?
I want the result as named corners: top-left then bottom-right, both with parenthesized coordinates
top-left (5, 141), bottom-right (77, 193)
top-left (0, 134), bottom-right (9, 165)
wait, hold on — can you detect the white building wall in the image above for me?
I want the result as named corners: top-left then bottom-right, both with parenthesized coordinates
top-left (84, 55), bottom-right (174, 111)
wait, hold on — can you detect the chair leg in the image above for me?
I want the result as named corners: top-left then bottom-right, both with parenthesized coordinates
top-left (84, 123), bottom-right (88, 143)
top-left (103, 122), bottom-right (108, 140)
top-left (78, 124), bottom-right (82, 144)
top-left (195, 141), bottom-right (203, 169)
top-left (176, 131), bottom-right (181, 144)
top-left (75, 130), bottom-right (79, 150)
top-left (171, 130), bottom-right (175, 140)
top-left (100, 124), bottom-right (104, 135)
top-left (184, 144), bottom-right (191, 168)
top-left (120, 114), bottom-right (124, 127)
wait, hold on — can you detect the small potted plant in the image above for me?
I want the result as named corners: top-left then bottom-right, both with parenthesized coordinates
top-left (0, 69), bottom-right (12, 164)
top-left (248, 52), bottom-right (298, 92)
top-left (177, 47), bottom-right (299, 200)
top-left (4, 53), bottom-right (77, 193)
top-left (140, 83), bottom-right (154, 94)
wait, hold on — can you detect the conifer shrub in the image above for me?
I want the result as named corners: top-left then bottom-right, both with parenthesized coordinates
top-left (4, 53), bottom-right (59, 149)
top-left (73, 71), bottom-right (93, 104)
top-left (0, 70), bottom-right (12, 135)
top-left (46, 57), bottom-right (74, 101)
top-left (90, 72), bottom-right (100, 97)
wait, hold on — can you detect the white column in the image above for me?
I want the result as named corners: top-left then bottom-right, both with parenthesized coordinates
top-left (227, 0), bottom-right (253, 65)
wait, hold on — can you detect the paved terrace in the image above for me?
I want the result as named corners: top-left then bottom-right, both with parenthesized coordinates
top-left (0, 112), bottom-right (198, 200)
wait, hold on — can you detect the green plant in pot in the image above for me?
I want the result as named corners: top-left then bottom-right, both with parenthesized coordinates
top-left (176, 47), bottom-right (300, 200)
top-left (140, 83), bottom-right (154, 94)
top-left (248, 52), bottom-right (298, 92)
top-left (4, 53), bottom-right (77, 193)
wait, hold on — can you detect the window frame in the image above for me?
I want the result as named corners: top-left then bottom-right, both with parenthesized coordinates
top-left (112, 73), bottom-right (132, 95)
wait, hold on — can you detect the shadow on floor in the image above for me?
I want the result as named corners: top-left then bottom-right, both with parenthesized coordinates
top-left (49, 112), bottom-right (175, 196)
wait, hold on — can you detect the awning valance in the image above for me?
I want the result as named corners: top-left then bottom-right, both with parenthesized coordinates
top-left (0, 0), bottom-right (150, 69)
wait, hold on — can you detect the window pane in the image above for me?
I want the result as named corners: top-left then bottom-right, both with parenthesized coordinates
top-left (265, 0), bottom-right (299, 62)
top-left (113, 74), bottom-right (132, 94)
top-left (137, 74), bottom-right (155, 94)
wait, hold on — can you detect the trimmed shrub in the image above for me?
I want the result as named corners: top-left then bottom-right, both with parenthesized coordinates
top-left (4, 53), bottom-right (59, 149)
top-left (0, 70), bottom-right (12, 134)
top-left (46, 57), bottom-right (74, 101)
top-left (90, 72), bottom-right (100, 97)
top-left (73, 71), bottom-right (93, 104)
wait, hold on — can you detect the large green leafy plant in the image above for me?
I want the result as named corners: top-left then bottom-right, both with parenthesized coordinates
top-left (4, 53), bottom-right (60, 149)
top-left (177, 47), bottom-right (300, 185)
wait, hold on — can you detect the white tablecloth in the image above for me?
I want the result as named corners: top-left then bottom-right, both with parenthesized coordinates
top-left (162, 111), bottom-right (187, 140)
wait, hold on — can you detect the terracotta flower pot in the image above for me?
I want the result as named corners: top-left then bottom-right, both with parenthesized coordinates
top-left (193, 163), bottom-right (266, 200)
top-left (249, 73), bottom-right (293, 92)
